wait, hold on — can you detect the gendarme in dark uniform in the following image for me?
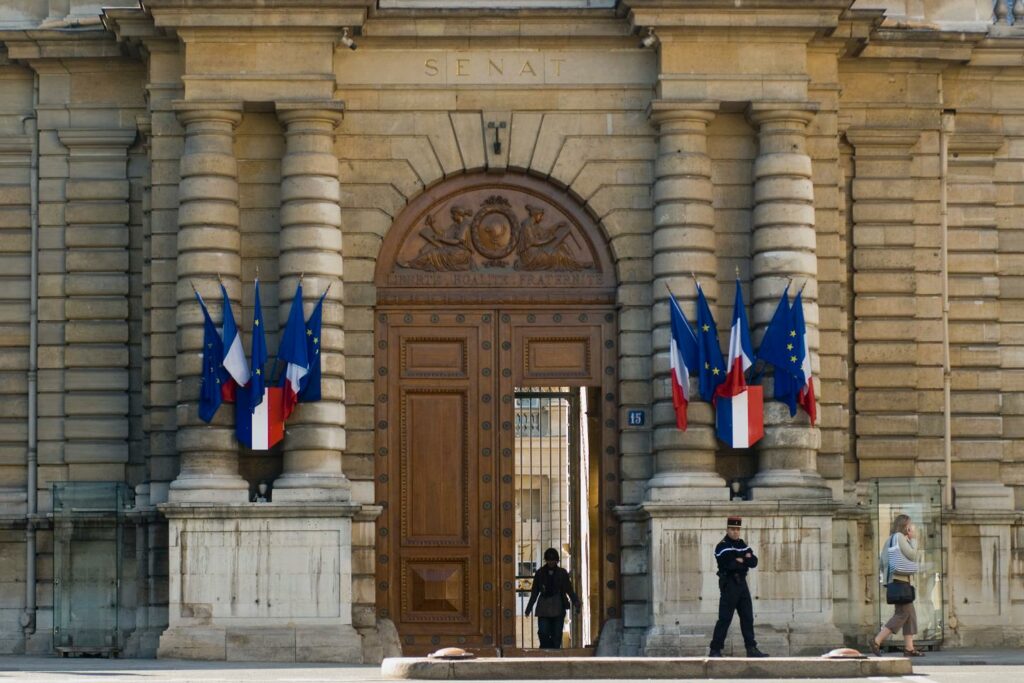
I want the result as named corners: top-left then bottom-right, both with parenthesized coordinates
top-left (709, 516), bottom-right (768, 658)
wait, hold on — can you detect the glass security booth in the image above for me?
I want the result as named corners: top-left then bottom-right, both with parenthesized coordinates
top-left (868, 478), bottom-right (944, 651)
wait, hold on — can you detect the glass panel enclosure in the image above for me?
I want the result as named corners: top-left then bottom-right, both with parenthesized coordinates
top-left (868, 479), bottom-right (944, 649)
top-left (52, 482), bottom-right (133, 657)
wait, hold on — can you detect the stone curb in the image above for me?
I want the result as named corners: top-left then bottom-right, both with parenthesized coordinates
top-left (380, 656), bottom-right (913, 679)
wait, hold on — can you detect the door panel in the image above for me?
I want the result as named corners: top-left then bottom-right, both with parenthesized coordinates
top-left (378, 312), bottom-right (498, 652)
top-left (376, 308), bottom-right (618, 655)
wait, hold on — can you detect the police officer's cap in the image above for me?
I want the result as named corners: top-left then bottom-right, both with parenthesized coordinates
top-left (726, 516), bottom-right (742, 528)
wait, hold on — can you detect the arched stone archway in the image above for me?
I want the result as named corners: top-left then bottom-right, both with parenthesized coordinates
top-left (373, 173), bottom-right (621, 655)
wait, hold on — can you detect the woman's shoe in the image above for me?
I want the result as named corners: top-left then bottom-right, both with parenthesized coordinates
top-left (904, 649), bottom-right (925, 657)
top-left (868, 639), bottom-right (881, 657)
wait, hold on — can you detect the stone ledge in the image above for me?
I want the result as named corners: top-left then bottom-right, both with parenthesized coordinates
top-left (380, 656), bottom-right (912, 680)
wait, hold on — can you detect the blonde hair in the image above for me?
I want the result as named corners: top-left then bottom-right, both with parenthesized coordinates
top-left (890, 514), bottom-right (912, 535)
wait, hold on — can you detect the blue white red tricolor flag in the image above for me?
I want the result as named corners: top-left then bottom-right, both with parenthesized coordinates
top-left (668, 293), bottom-right (698, 430)
top-left (235, 384), bottom-right (285, 450)
top-left (715, 385), bottom-right (764, 448)
top-left (713, 279), bottom-right (763, 447)
top-left (219, 283), bottom-right (250, 402)
top-left (714, 278), bottom-right (754, 402)
top-left (277, 282), bottom-right (309, 420)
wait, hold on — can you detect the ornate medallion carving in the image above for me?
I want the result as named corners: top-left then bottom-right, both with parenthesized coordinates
top-left (377, 173), bottom-right (615, 303)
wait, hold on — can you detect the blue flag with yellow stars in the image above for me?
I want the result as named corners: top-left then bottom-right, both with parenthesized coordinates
top-left (195, 290), bottom-right (227, 423)
top-left (299, 290), bottom-right (327, 403)
top-left (695, 283), bottom-right (726, 401)
top-left (248, 278), bottom-right (268, 414)
top-left (755, 286), bottom-right (800, 416)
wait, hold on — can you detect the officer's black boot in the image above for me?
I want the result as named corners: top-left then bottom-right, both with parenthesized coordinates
top-left (708, 649), bottom-right (722, 657)
top-left (746, 647), bottom-right (769, 658)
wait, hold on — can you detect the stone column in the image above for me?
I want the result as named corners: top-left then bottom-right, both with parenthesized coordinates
top-left (746, 104), bottom-right (829, 500)
top-left (167, 102), bottom-right (249, 504)
top-left (272, 102), bottom-right (350, 503)
top-left (646, 101), bottom-right (728, 502)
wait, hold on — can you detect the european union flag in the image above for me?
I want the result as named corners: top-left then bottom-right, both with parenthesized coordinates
top-left (299, 290), bottom-right (327, 403)
top-left (195, 290), bottom-right (227, 423)
top-left (755, 286), bottom-right (800, 416)
top-left (695, 283), bottom-right (726, 402)
top-left (248, 278), bottom-right (268, 414)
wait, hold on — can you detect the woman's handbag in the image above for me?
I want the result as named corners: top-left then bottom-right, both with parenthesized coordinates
top-left (886, 581), bottom-right (915, 605)
top-left (535, 594), bottom-right (565, 618)
top-left (886, 534), bottom-right (919, 575)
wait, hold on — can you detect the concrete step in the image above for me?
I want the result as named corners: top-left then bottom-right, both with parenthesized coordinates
top-left (381, 655), bottom-right (913, 679)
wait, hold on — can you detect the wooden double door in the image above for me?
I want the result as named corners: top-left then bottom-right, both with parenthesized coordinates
top-left (374, 307), bottom-right (619, 655)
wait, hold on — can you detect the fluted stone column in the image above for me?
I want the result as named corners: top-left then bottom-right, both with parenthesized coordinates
top-left (272, 102), bottom-right (350, 502)
top-left (168, 102), bottom-right (249, 504)
top-left (646, 101), bottom-right (729, 502)
top-left (747, 104), bottom-right (829, 500)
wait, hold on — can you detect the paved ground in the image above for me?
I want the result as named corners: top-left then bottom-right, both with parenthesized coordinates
top-left (0, 651), bottom-right (1021, 682)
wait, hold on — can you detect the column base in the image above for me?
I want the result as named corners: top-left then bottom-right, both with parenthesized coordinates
top-left (159, 502), bottom-right (364, 662)
top-left (747, 469), bottom-right (832, 500)
top-left (271, 473), bottom-right (352, 503)
top-left (167, 474), bottom-right (250, 504)
top-left (646, 471), bottom-right (731, 502)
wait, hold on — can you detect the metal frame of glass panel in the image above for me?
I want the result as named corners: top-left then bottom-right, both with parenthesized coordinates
top-left (52, 482), bottom-right (133, 657)
top-left (868, 478), bottom-right (944, 650)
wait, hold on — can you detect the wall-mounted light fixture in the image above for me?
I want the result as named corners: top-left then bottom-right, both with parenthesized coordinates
top-left (341, 27), bottom-right (358, 51)
top-left (640, 27), bottom-right (658, 49)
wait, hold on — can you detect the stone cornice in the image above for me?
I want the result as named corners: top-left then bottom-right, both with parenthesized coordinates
top-left (616, 500), bottom-right (842, 521)
top-left (0, 27), bottom-right (125, 61)
top-left (844, 127), bottom-right (921, 151)
top-left (623, 0), bottom-right (849, 34)
top-left (145, 0), bottom-right (372, 30)
top-left (948, 133), bottom-right (1005, 157)
top-left (159, 501), bottom-right (367, 519)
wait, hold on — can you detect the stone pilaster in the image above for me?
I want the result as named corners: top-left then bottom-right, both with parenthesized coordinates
top-left (272, 102), bottom-right (350, 503)
top-left (746, 104), bottom-right (829, 500)
top-left (167, 103), bottom-right (248, 504)
top-left (57, 127), bottom-right (138, 482)
top-left (646, 101), bottom-right (728, 502)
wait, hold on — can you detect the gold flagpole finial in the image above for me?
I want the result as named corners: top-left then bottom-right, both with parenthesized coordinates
top-left (735, 265), bottom-right (740, 279)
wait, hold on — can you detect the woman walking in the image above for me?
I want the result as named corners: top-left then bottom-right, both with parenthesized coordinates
top-left (524, 548), bottom-right (581, 649)
top-left (870, 514), bottom-right (924, 657)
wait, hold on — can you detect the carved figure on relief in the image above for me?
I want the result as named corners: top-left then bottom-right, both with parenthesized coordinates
top-left (398, 205), bottom-right (474, 271)
top-left (516, 205), bottom-right (592, 271)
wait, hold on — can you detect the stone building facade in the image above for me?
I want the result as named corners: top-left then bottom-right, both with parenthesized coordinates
top-left (0, 0), bottom-right (1021, 662)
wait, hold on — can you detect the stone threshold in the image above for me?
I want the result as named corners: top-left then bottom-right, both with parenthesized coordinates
top-left (381, 656), bottom-right (912, 679)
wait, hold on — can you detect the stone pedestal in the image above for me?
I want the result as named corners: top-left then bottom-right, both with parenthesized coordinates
top-left (157, 503), bottom-right (364, 662)
top-left (638, 502), bottom-right (844, 656)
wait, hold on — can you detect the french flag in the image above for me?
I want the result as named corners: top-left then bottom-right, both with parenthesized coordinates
top-left (277, 282), bottom-right (309, 420)
top-left (714, 278), bottom-right (755, 402)
top-left (716, 386), bottom-right (765, 448)
top-left (219, 283), bottom-right (250, 402)
top-left (668, 294), bottom-right (698, 430)
top-left (714, 279), bottom-right (764, 447)
top-left (235, 384), bottom-right (285, 450)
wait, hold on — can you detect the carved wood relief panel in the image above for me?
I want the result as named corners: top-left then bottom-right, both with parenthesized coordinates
top-left (375, 174), bottom-right (615, 306)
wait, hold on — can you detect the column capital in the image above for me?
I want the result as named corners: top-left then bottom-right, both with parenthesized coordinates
top-left (647, 100), bottom-right (718, 127)
top-left (172, 100), bottom-right (243, 128)
top-left (276, 100), bottom-right (346, 128)
top-left (746, 102), bottom-right (818, 127)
